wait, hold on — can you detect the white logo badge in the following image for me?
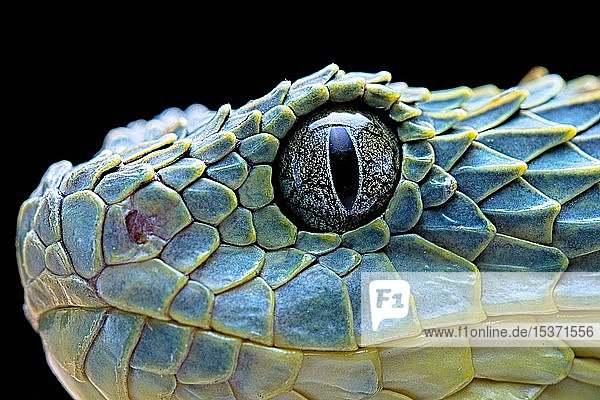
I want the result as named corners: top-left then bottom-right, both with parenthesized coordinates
top-left (369, 279), bottom-right (411, 331)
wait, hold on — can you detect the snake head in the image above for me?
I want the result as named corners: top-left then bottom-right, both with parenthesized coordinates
top-left (15, 64), bottom-right (600, 400)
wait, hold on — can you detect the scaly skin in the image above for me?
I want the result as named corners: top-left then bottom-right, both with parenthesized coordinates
top-left (16, 65), bottom-right (600, 399)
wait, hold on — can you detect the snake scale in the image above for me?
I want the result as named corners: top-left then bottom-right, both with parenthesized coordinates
top-left (16, 64), bottom-right (600, 399)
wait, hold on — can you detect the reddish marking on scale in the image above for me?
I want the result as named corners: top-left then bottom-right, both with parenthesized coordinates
top-left (125, 210), bottom-right (156, 244)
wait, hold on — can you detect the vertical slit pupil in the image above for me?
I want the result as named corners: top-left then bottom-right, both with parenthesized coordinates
top-left (328, 126), bottom-right (359, 210)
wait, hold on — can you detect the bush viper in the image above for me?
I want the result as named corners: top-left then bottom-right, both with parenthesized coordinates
top-left (16, 64), bottom-right (600, 399)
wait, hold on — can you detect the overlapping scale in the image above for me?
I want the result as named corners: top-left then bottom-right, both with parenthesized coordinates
top-left (530, 90), bottom-right (600, 132)
top-left (238, 81), bottom-right (290, 114)
top-left (476, 111), bottom-right (576, 162)
top-left (456, 88), bottom-right (529, 132)
top-left (221, 110), bottom-right (261, 139)
top-left (423, 108), bottom-right (467, 134)
top-left (444, 379), bottom-right (544, 400)
top-left (418, 86), bottom-right (473, 111)
top-left (450, 142), bottom-right (527, 203)
top-left (294, 349), bottom-right (382, 399)
top-left (553, 251), bottom-right (600, 311)
top-left (552, 183), bottom-right (600, 258)
top-left (273, 265), bottom-right (357, 351)
top-left (519, 73), bottom-right (565, 109)
top-left (475, 234), bottom-right (567, 315)
top-left (413, 192), bottom-right (496, 261)
top-left (524, 143), bottom-right (600, 204)
top-left (188, 104), bottom-right (230, 140)
top-left (479, 178), bottom-right (560, 244)
top-left (537, 378), bottom-right (600, 399)
top-left (380, 336), bottom-right (474, 400)
top-left (428, 128), bottom-right (477, 170)
top-left (572, 123), bottom-right (600, 159)
top-left (386, 234), bottom-right (485, 328)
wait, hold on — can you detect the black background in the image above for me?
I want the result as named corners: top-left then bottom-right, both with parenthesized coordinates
top-left (7, 14), bottom-right (598, 399)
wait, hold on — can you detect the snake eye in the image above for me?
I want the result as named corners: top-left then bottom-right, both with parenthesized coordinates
top-left (277, 106), bottom-right (401, 232)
